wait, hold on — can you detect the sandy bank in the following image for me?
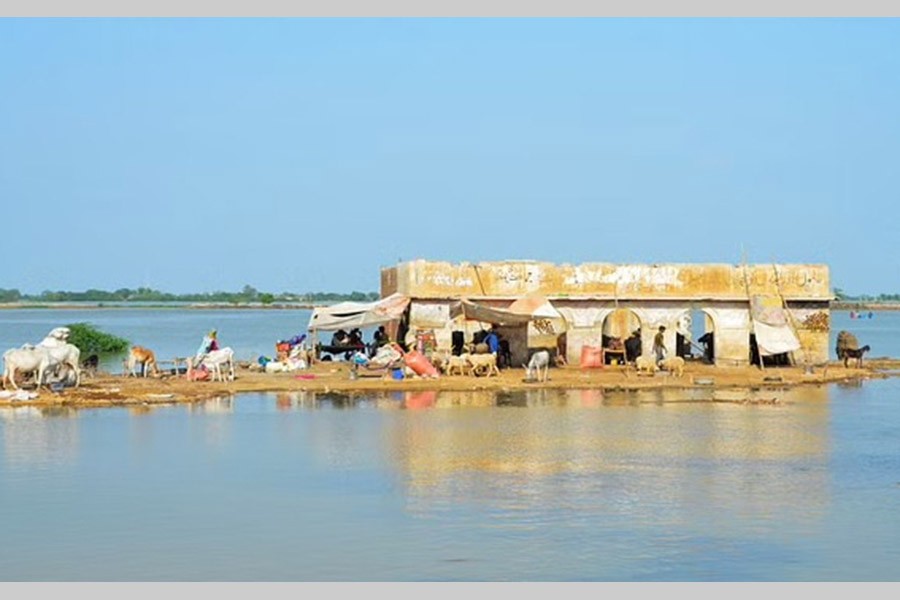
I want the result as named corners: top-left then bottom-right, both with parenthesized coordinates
top-left (2, 359), bottom-right (898, 409)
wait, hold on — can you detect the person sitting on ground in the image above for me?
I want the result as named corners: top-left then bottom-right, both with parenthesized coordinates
top-left (653, 325), bottom-right (667, 365)
top-left (195, 329), bottom-right (219, 365)
top-left (373, 325), bottom-right (389, 347)
top-left (331, 329), bottom-right (349, 347)
top-left (348, 328), bottom-right (363, 346)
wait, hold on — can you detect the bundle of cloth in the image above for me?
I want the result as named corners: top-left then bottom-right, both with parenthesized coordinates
top-left (354, 344), bottom-right (404, 370)
top-left (259, 342), bottom-right (310, 373)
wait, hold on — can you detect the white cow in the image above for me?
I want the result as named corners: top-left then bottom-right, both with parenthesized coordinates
top-left (3, 346), bottom-right (53, 390)
top-left (192, 347), bottom-right (235, 382)
top-left (37, 328), bottom-right (81, 388)
top-left (524, 350), bottom-right (550, 382)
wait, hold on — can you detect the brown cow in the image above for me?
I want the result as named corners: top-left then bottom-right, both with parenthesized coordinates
top-left (126, 346), bottom-right (160, 377)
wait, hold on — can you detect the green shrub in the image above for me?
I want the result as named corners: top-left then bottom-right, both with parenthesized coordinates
top-left (65, 322), bottom-right (130, 355)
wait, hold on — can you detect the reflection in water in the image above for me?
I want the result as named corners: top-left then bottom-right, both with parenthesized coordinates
top-left (373, 387), bottom-right (833, 535)
top-left (0, 405), bottom-right (81, 469)
top-left (0, 384), bottom-right (847, 580)
top-left (187, 396), bottom-right (235, 450)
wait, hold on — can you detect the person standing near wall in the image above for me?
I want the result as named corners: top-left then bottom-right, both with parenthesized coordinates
top-left (484, 326), bottom-right (500, 363)
top-left (653, 326), bottom-right (667, 365)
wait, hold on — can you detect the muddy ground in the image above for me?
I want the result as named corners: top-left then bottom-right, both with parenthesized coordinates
top-left (2, 358), bottom-right (898, 409)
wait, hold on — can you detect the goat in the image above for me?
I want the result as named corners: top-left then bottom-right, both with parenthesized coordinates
top-left (81, 354), bottom-right (100, 377)
top-left (634, 355), bottom-right (657, 375)
top-left (188, 347), bottom-right (236, 382)
top-left (840, 345), bottom-right (871, 368)
top-left (446, 353), bottom-right (472, 376)
top-left (659, 356), bottom-right (685, 377)
top-left (467, 353), bottom-right (500, 377)
top-left (428, 350), bottom-right (452, 374)
top-left (524, 350), bottom-right (550, 382)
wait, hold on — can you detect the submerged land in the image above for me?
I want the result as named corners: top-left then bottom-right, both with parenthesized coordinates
top-left (2, 358), bottom-right (898, 409)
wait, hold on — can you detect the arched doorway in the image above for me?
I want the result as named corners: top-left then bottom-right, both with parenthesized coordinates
top-left (676, 308), bottom-right (716, 364)
top-left (601, 308), bottom-right (642, 364)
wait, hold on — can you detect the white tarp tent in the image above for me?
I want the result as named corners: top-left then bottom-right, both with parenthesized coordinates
top-left (307, 293), bottom-right (410, 332)
top-left (750, 295), bottom-right (801, 356)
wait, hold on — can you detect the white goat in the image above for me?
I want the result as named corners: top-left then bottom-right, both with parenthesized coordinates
top-left (634, 355), bottom-right (657, 375)
top-left (467, 353), bottom-right (500, 377)
top-left (659, 356), bottom-right (685, 377)
top-left (192, 347), bottom-right (235, 382)
top-left (446, 353), bottom-right (472, 376)
top-left (524, 350), bottom-right (550, 382)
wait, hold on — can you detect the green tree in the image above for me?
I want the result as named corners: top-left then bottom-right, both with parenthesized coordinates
top-left (66, 323), bottom-right (130, 356)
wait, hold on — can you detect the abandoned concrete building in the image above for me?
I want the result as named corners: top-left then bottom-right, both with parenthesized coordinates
top-left (380, 260), bottom-right (832, 367)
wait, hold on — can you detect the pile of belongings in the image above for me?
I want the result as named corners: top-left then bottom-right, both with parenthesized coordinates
top-left (275, 334), bottom-right (307, 359)
top-left (352, 344), bottom-right (404, 371)
top-left (260, 334), bottom-right (310, 373)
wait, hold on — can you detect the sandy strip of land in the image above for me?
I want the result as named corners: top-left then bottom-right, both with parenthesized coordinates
top-left (2, 358), bottom-right (897, 409)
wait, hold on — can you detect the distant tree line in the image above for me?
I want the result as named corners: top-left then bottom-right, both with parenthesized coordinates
top-left (0, 285), bottom-right (380, 305)
top-left (833, 288), bottom-right (900, 303)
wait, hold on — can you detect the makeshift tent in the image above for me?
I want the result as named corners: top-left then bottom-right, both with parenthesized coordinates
top-left (750, 295), bottom-right (801, 356)
top-left (448, 295), bottom-right (564, 367)
top-left (307, 293), bottom-right (410, 332)
top-left (448, 294), bottom-right (562, 325)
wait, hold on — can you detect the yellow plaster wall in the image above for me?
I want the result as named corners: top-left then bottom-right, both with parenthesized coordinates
top-left (382, 260), bottom-right (831, 301)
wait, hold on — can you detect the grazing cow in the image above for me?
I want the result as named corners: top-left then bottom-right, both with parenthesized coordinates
top-left (841, 345), bottom-right (871, 368)
top-left (190, 347), bottom-right (235, 382)
top-left (2, 346), bottom-right (53, 390)
top-left (634, 355), bottom-right (657, 375)
top-left (126, 346), bottom-right (161, 378)
top-left (659, 356), bottom-right (685, 377)
top-left (446, 353), bottom-right (472, 376)
top-left (524, 350), bottom-right (550, 382)
top-left (467, 353), bottom-right (500, 377)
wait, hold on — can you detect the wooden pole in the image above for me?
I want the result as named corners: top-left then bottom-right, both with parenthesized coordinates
top-left (771, 262), bottom-right (810, 367)
top-left (741, 253), bottom-right (765, 370)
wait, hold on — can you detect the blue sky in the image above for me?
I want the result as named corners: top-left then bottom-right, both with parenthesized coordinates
top-left (1, 18), bottom-right (897, 295)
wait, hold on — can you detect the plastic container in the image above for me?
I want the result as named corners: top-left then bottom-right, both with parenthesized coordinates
top-left (404, 350), bottom-right (439, 378)
top-left (391, 368), bottom-right (405, 380)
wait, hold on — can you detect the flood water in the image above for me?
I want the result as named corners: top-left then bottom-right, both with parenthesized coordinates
top-left (1, 308), bottom-right (899, 581)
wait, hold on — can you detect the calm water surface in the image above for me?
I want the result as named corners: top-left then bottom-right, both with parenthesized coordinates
top-left (1, 382), bottom-right (900, 581)
top-left (1, 308), bottom-right (899, 581)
